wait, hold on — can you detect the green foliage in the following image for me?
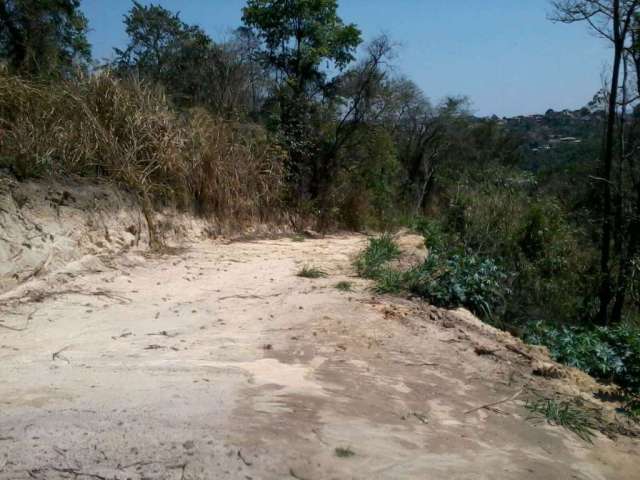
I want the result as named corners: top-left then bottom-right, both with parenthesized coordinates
top-left (408, 217), bottom-right (447, 251)
top-left (114, 2), bottom-right (253, 114)
top-left (242, 0), bottom-right (361, 85)
top-left (242, 0), bottom-right (362, 197)
top-left (354, 234), bottom-right (400, 278)
top-left (355, 231), bottom-right (509, 319)
top-left (525, 398), bottom-right (596, 443)
top-left (437, 168), bottom-right (595, 326)
top-left (525, 322), bottom-right (640, 396)
top-left (335, 126), bottom-right (401, 230)
top-left (297, 265), bottom-right (328, 278)
top-left (0, 0), bottom-right (90, 77)
top-left (372, 268), bottom-right (407, 294)
top-left (404, 252), bottom-right (510, 319)
top-left (115, 1), bottom-right (193, 75)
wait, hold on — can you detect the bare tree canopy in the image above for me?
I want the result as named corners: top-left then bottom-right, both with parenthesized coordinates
top-left (550, 0), bottom-right (640, 41)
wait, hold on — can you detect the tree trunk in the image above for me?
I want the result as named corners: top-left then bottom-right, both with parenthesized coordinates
top-left (597, 8), bottom-right (623, 326)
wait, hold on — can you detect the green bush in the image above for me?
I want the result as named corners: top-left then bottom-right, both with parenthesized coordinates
top-left (408, 217), bottom-right (449, 251)
top-left (405, 252), bottom-right (510, 319)
top-left (334, 126), bottom-right (401, 230)
top-left (525, 322), bottom-right (640, 397)
top-left (355, 234), bottom-right (400, 278)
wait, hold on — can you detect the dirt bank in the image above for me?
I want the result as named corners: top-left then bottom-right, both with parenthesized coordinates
top-left (1, 233), bottom-right (638, 480)
top-left (0, 173), bottom-right (290, 295)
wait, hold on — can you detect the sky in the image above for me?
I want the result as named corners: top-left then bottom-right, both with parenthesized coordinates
top-left (80, 0), bottom-right (611, 117)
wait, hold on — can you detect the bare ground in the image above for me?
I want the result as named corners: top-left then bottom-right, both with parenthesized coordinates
top-left (1, 235), bottom-right (639, 480)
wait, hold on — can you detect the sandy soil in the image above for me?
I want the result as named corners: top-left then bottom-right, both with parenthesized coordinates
top-left (1, 235), bottom-right (639, 480)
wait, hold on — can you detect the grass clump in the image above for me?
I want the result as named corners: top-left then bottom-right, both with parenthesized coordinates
top-left (335, 281), bottom-right (353, 292)
top-left (297, 266), bottom-right (328, 279)
top-left (334, 447), bottom-right (355, 458)
top-left (291, 234), bottom-right (306, 242)
top-left (0, 71), bottom-right (286, 238)
top-left (355, 234), bottom-right (400, 278)
top-left (373, 268), bottom-right (407, 294)
top-left (525, 398), bottom-right (596, 443)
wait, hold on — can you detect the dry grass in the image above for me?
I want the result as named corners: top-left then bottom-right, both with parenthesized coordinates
top-left (0, 71), bottom-right (286, 242)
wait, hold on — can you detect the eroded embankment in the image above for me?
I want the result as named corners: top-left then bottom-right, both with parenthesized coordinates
top-left (0, 173), bottom-right (290, 295)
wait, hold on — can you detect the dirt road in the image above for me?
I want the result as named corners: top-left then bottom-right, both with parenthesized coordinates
top-left (1, 235), bottom-right (638, 479)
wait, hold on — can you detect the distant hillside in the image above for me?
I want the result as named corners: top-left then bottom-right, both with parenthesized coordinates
top-left (493, 108), bottom-right (604, 171)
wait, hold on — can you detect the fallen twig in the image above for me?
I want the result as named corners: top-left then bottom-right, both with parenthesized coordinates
top-left (48, 467), bottom-right (108, 480)
top-left (0, 288), bottom-right (130, 308)
top-left (52, 346), bottom-right (71, 364)
top-left (464, 388), bottom-right (524, 415)
top-left (401, 361), bottom-right (439, 367)
top-left (218, 293), bottom-right (282, 301)
top-left (237, 450), bottom-right (252, 466)
top-left (147, 330), bottom-right (178, 338)
top-left (506, 343), bottom-right (534, 361)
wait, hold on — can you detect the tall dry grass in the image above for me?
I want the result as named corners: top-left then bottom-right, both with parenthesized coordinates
top-left (0, 71), bottom-right (286, 243)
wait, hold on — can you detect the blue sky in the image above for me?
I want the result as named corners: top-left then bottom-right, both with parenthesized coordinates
top-left (81, 0), bottom-right (610, 117)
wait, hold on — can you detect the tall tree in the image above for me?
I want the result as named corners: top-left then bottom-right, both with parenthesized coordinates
top-left (552, 0), bottom-right (640, 325)
top-left (114, 2), bottom-right (256, 115)
top-left (0, 0), bottom-right (90, 77)
top-left (113, 2), bottom-right (209, 92)
top-left (241, 0), bottom-right (361, 195)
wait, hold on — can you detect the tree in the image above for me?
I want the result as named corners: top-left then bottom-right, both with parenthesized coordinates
top-left (114, 2), bottom-right (212, 103)
top-left (114, 2), bottom-right (256, 115)
top-left (0, 0), bottom-right (90, 77)
top-left (552, 0), bottom-right (640, 325)
top-left (241, 0), bottom-right (362, 195)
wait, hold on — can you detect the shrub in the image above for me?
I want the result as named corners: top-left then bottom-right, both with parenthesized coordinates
top-left (333, 126), bottom-right (401, 231)
top-left (404, 252), bottom-right (510, 319)
top-left (525, 322), bottom-right (640, 397)
top-left (373, 268), bottom-right (407, 294)
top-left (354, 234), bottom-right (400, 278)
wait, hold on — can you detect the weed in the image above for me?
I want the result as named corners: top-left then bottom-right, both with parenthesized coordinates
top-left (525, 398), bottom-right (596, 443)
top-left (291, 234), bottom-right (306, 242)
top-left (334, 447), bottom-right (355, 458)
top-left (355, 234), bottom-right (400, 278)
top-left (335, 281), bottom-right (353, 292)
top-left (408, 217), bottom-right (447, 251)
top-left (404, 253), bottom-right (509, 319)
top-left (525, 321), bottom-right (640, 400)
top-left (373, 268), bottom-right (406, 294)
top-left (297, 266), bottom-right (328, 279)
